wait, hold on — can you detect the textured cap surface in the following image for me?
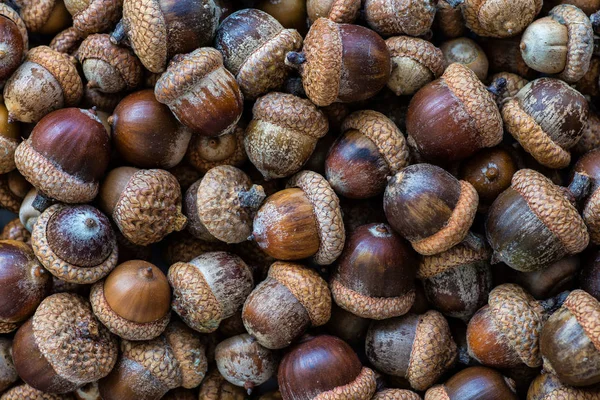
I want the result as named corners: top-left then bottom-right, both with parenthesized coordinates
top-left (0, 176), bottom-right (22, 214)
top-left (0, 383), bottom-right (70, 400)
top-left (365, 0), bottom-right (436, 37)
top-left (424, 386), bottom-right (449, 400)
top-left (386, 36), bottom-right (444, 78)
top-left (121, 338), bottom-right (182, 389)
top-left (0, 136), bottom-right (18, 175)
top-left (563, 290), bottom-right (600, 352)
top-left (462, 0), bottom-right (542, 38)
top-left (584, 188), bottom-right (600, 244)
top-left (122, 0), bottom-right (167, 73)
top-left (372, 389), bottom-right (421, 400)
top-left (163, 321), bottom-right (207, 389)
top-left (418, 241), bottom-right (491, 279)
top-left (0, 321), bottom-right (17, 334)
top-left (313, 367), bottom-right (377, 400)
top-left (328, 0), bottom-right (361, 23)
top-left (19, 0), bottom-right (55, 32)
top-left (49, 27), bottom-right (83, 54)
top-left (72, 0), bottom-right (123, 36)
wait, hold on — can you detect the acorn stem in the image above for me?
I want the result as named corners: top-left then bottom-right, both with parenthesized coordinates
top-left (567, 172), bottom-right (591, 203)
top-left (110, 20), bottom-right (127, 45)
top-left (239, 185), bottom-right (266, 210)
top-left (539, 291), bottom-right (570, 315)
top-left (486, 77), bottom-right (508, 97)
top-left (445, 0), bottom-right (464, 7)
top-left (285, 52), bottom-right (306, 69)
top-left (32, 192), bottom-right (56, 213)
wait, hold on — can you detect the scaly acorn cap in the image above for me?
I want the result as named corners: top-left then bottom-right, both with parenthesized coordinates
top-left (286, 170), bottom-right (345, 265)
top-left (0, 4), bottom-right (28, 59)
top-left (372, 389), bottom-right (421, 400)
top-left (0, 135), bottom-right (18, 175)
top-left (71, 0), bottom-right (123, 37)
top-left (489, 72), bottom-right (528, 107)
top-left (326, 0), bottom-right (362, 23)
top-left (386, 35), bottom-right (444, 77)
top-left (0, 383), bottom-right (71, 400)
top-left (562, 290), bottom-right (600, 353)
top-left (0, 321), bottom-right (17, 334)
top-left (313, 367), bottom-right (377, 400)
top-left (527, 371), bottom-right (600, 400)
top-left (162, 232), bottom-right (228, 265)
top-left (186, 126), bottom-right (247, 173)
top-left (418, 240), bottom-right (491, 280)
top-left (163, 321), bottom-right (208, 389)
top-left (0, 218), bottom-right (31, 242)
top-left (49, 27), bottom-right (83, 54)
top-left (0, 175), bottom-right (21, 214)
top-left (583, 187), bottom-right (600, 244)
top-left (18, 0), bottom-right (56, 32)
top-left (461, 0), bottom-right (542, 38)
top-left (365, 0), bottom-right (436, 37)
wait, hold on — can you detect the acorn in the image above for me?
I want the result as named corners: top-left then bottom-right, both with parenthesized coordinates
top-left (186, 125), bottom-right (247, 173)
top-left (486, 169), bottom-right (589, 272)
top-left (0, 3), bottom-right (27, 85)
top-left (19, 188), bottom-right (41, 233)
top-left (424, 366), bottom-right (518, 400)
top-left (574, 109), bottom-right (600, 156)
top-left (384, 163), bottom-right (479, 256)
top-left (488, 72), bottom-right (529, 108)
top-left (258, 0), bottom-right (308, 34)
top-left (168, 251), bottom-right (254, 333)
top-left (82, 86), bottom-right (124, 113)
top-left (279, 335), bottom-right (377, 400)
top-left (49, 27), bottom-right (84, 54)
top-left (77, 34), bottom-right (143, 94)
top-left (198, 369), bottom-right (247, 400)
top-left (0, 101), bottom-right (20, 175)
top-left (184, 165), bottom-right (265, 244)
top-left (386, 36), bottom-right (445, 96)
top-left (364, 0), bottom-right (437, 37)
top-left (406, 63), bottom-right (503, 164)
top-left (366, 311), bottom-right (458, 391)
top-left (17, 0), bottom-right (71, 35)
top-left (0, 170), bottom-right (30, 214)
top-left (253, 170), bottom-right (345, 265)
top-left (435, 1), bottom-right (466, 38)
top-left (0, 218), bottom-right (30, 242)
top-left (3, 46), bottom-right (83, 123)
top-left (576, 57), bottom-right (600, 97)
top-left (324, 303), bottom-right (371, 346)
top-left (0, 339), bottom-right (16, 393)
top-left (1, 383), bottom-right (74, 400)
top-left (440, 37), bottom-right (489, 81)
top-left (306, 0), bottom-right (361, 24)
top-left (162, 232), bottom-right (228, 265)
top-left (64, 0), bottom-right (122, 36)
top-left (520, 5), bottom-right (593, 83)
top-left (98, 166), bottom-right (187, 246)
top-left (527, 372), bottom-right (600, 399)
top-left (155, 47), bottom-right (244, 137)
top-left (285, 18), bottom-right (391, 106)
top-left (242, 262), bottom-right (331, 349)
top-left (482, 36), bottom-right (535, 79)
top-left (12, 293), bottom-right (118, 394)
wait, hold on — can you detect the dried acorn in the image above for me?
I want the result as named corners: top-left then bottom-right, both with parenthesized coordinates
top-left (0, 4), bottom-right (27, 85)
top-left (406, 63), bottom-right (503, 164)
top-left (306, 0), bottom-right (361, 24)
top-left (186, 125), bottom-right (247, 173)
top-left (424, 366), bottom-right (518, 400)
top-left (364, 0), bottom-right (437, 37)
top-left (49, 27), bottom-right (83, 54)
top-left (12, 293), bottom-right (118, 394)
top-left (0, 218), bottom-right (30, 242)
top-left (527, 372), bottom-right (600, 399)
top-left (366, 310), bottom-right (458, 391)
top-left (279, 335), bottom-right (377, 400)
top-left (17, 0), bottom-right (71, 35)
top-left (64, 0), bottom-right (122, 36)
top-left (245, 92), bottom-right (328, 180)
top-left (384, 163), bottom-right (478, 256)
top-left (286, 18), bottom-right (391, 106)
top-left (440, 37), bottom-right (489, 81)
top-left (242, 262), bottom-right (331, 349)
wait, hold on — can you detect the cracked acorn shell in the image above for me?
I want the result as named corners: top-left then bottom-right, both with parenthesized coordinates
top-left (186, 125), bottom-right (247, 173)
top-left (198, 369), bottom-right (246, 400)
top-left (12, 293), bottom-right (118, 394)
top-left (64, 0), bottom-right (122, 36)
top-left (49, 27), bottom-right (83, 54)
top-left (0, 3), bottom-right (27, 84)
top-left (245, 92), bottom-right (328, 180)
top-left (184, 165), bottom-right (265, 244)
top-left (0, 101), bottom-right (20, 174)
top-left (3, 46), bottom-right (83, 123)
top-left (527, 372), bottom-right (600, 399)
top-left (98, 166), bottom-right (187, 246)
top-left (520, 4), bottom-right (593, 83)
top-left (242, 262), bottom-right (331, 350)
top-left (366, 310), bottom-right (458, 391)
top-left (364, 0), bottom-right (437, 37)
top-left (424, 366), bottom-right (518, 400)
top-left (0, 383), bottom-right (75, 400)
top-left (155, 47), bottom-right (243, 137)
top-left (0, 218), bottom-right (31, 242)
top-left (278, 334), bottom-right (377, 400)
top-left (307, 0), bottom-right (362, 24)
top-left (168, 251), bottom-right (254, 333)
top-left (17, 0), bottom-right (71, 35)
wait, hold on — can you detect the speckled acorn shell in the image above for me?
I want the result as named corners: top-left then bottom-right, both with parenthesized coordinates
top-left (49, 27), bottom-right (83, 54)
top-left (307, 0), bottom-right (362, 23)
top-left (486, 169), bottom-right (589, 271)
top-left (386, 36), bottom-right (444, 96)
top-left (0, 4), bottom-right (28, 83)
top-left (1, 383), bottom-right (74, 400)
top-left (364, 0), bottom-right (437, 37)
top-left (77, 34), bottom-right (142, 94)
top-left (372, 389), bottom-right (421, 400)
top-left (198, 369), bottom-right (247, 400)
top-left (155, 47), bottom-right (244, 137)
top-left (65, 0), bottom-right (123, 36)
top-left (244, 92), bottom-right (328, 180)
top-left (0, 218), bottom-right (31, 242)
top-left (242, 262), bottom-right (331, 350)
top-left (366, 310), bottom-right (458, 391)
top-left (424, 366), bottom-right (518, 400)
top-left (459, 0), bottom-right (542, 38)
top-left (12, 293), bottom-right (118, 394)
top-left (168, 251), bottom-right (254, 333)
top-left (440, 38), bottom-right (488, 81)
top-left (186, 125), bottom-right (247, 173)
top-left (0, 171), bottom-right (30, 214)
top-left (184, 165), bottom-right (265, 244)
top-left (3, 46), bottom-right (83, 123)
top-left (527, 372), bottom-right (600, 399)
top-left (489, 72), bottom-right (528, 107)
top-left (502, 78), bottom-right (588, 169)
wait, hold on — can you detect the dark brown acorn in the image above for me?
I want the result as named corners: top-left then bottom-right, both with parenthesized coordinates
top-left (0, 4), bottom-right (27, 85)
top-left (424, 366), bottom-right (518, 400)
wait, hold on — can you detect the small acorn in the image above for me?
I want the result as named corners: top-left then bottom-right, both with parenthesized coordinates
top-left (17, 0), bottom-right (71, 35)
top-left (424, 366), bottom-right (518, 400)
top-left (0, 170), bottom-right (30, 214)
top-left (364, 0), bottom-right (437, 37)
top-left (0, 218), bottom-right (30, 242)
top-left (198, 369), bottom-right (247, 400)
top-left (82, 86), bottom-right (124, 113)
top-left (440, 37), bottom-right (489, 81)
top-left (306, 0), bottom-right (361, 24)
top-left (186, 125), bottom-right (247, 173)
top-left (49, 27), bottom-right (83, 54)
top-left (64, 0), bottom-right (122, 36)
top-left (0, 4), bottom-right (27, 85)
top-left (527, 372), bottom-right (600, 399)
top-left (1, 383), bottom-right (74, 400)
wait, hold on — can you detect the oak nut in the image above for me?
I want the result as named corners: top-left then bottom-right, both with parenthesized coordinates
top-left (12, 293), bottom-right (118, 394)
top-left (77, 34), bottom-right (142, 94)
top-left (3, 46), bottom-right (83, 123)
top-left (0, 101), bottom-right (20, 175)
top-left (286, 18), bottom-right (391, 106)
top-left (527, 372), bottom-right (600, 399)
top-left (253, 170), bottom-right (345, 265)
top-left (110, 90), bottom-right (192, 169)
top-left (259, 0), bottom-right (309, 33)
top-left (502, 78), bottom-right (588, 169)
top-left (364, 0), bottom-right (437, 37)
top-left (82, 87), bottom-right (124, 113)
top-left (90, 260), bottom-right (171, 340)
top-left (1, 383), bottom-right (74, 400)
top-left (198, 369), bottom-right (247, 400)
top-left (366, 311), bottom-right (458, 391)
top-left (215, 334), bottom-right (279, 394)
top-left (0, 218), bottom-right (30, 242)
top-left (424, 366), bottom-right (518, 400)
top-left (245, 92), bottom-right (328, 180)
top-left (242, 262), bottom-right (331, 349)
top-left (540, 290), bottom-right (600, 386)
top-left (49, 27), bottom-right (84, 55)
top-left (279, 334), bottom-right (377, 400)
top-left (440, 37), bottom-right (488, 81)
top-left (0, 4), bottom-right (27, 85)
top-left (520, 5), bottom-right (593, 82)
top-left (384, 163), bottom-right (479, 256)
top-left (215, 9), bottom-right (303, 100)
top-left (331, 223), bottom-right (418, 320)
top-left (98, 166), bottom-right (187, 246)
top-left (406, 63), bottom-right (503, 164)
top-left (0, 170), bottom-right (30, 214)
top-left (186, 125), bottom-right (247, 173)
top-left (155, 47), bottom-right (243, 137)
top-left (64, 0), bottom-right (122, 36)
top-left (386, 36), bottom-right (445, 96)
top-left (17, 0), bottom-right (71, 35)
top-left (486, 169), bottom-right (589, 271)
top-left (307, 0), bottom-right (361, 24)
top-left (325, 110), bottom-right (409, 199)
top-left (184, 165), bottom-right (265, 243)
top-left (168, 251), bottom-right (254, 333)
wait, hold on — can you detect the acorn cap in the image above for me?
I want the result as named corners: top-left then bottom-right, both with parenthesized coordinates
top-left (365, 0), bottom-right (435, 36)
top-left (372, 389), bottom-right (421, 400)
top-left (424, 386), bottom-right (449, 400)
top-left (72, 0), bottom-right (123, 36)
top-left (562, 290), bottom-right (600, 353)
top-left (549, 5), bottom-right (594, 83)
top-left (186, 126), bottom-right (247, 173)
top-left (584, 188), bottom-right (600, 244)
top-left (199, 369), bottom-right (246, 399)
top-left (299, 18), bottom-right (342, 107)
top-left (528, 373), bottom-right (600, 400)
top-left (90, 281), bottom-right (171, 341)
top-left (26, 46), bottom-right (83, 107)
top-left (269, 262), bottom-right (331, 327)
top-left (237, 28), bottom-right (303, 100)
top-left (406, 310), bottom-right (457, 391)
top-left (0, 321), bottom-right (17, 334)
top-left (31, 204), bottom-right (118, 284)
top-left (164, 321), bottom-right (208, 389)
top-left (511, 169), bottom-right (589, 255)
top-left (313, 367), bottom-right (376, 400)
top-left (342, 110), bottom-right (410, 175)
top-left (1, 218), bottom-right (31, 242)
top-left (49, 27), bottom-right (83, 54)
top-left (77, 34), bottom-right (142, 90)
top-left (286, 170), bottom-right (345, 265)
top-left (0, 175), bottom-right (21, 214)
top-left (461, 0), bottom-right (542, 38)
top-left (0, 135), bottom-right (18, 175)
top-left (112, 169), bottom-right (187, 246)
top-left (32, 293), bottom-right (118, 386)
top-left (196, 166), bottom-right (265, 244)
top-left (122, 0), bottom-right (167, 73)
top-left (386, 36), bottom-right (444, 79)
top-left (442, 63), bottom-right (503, 149)
top-left (418, 241), bottom-right (491, 279)
top-left (15, 140), bottom-right (98, 203)
top-left (0, 4), bottom-right (28, 59)
top-left (19, 0), bottom-right (56, 32)
top-left (411, 180), bottom-right (479, 256)
top-left (162, 233), bottom-right (228, 265)
top-left (327, 0), bottom-right (361, 23)
top-left (1, 383), bottom-right (71, 400)
top-left (120, 338), bottom-right (183, 390)
top-left (487, 284), bottom-right (545, 368)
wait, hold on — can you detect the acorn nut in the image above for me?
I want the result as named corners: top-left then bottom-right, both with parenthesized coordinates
top-left (0, 3), bottom-right (27, 85)
top-left (186, 125), bottom-right (247, 173)
top-left (364, 0), bottom-right (437, 37)
top-left (440, 37), bottom-right (488, 81)
top-left (64, 0), bottom-right (122, 36)
top-left (424, 366), bottom-right (518, 399)
top-left (17, 0), bottom-right (71, 35)
top-left (306, 0), bottom-right (361, 24)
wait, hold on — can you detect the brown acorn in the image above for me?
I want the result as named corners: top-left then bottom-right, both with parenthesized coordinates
top-left (306, 0), bottom-right (361, 24)
top-left (1, 383), bottom-right (75, 400)
top-left (424, 366), bottom-right (518, 400)
top-left (0, 218), bottom-right (30, 242)
top-left (527, 372), bottom-right (600, 399)
top-left (489, 72), bottom-right (529, 108)
top-left (435, 1), bottom-right (466, 38)
top-left (574, 109), bottom-right (600, 156)
top-left (186, 125), bottom-right (247, 173)
top-left (440, 37), bottom-right (488, 81)
top-left (82, 86), bottom-right (124, 113)
top-left (49, 27), bottom-right (84, 54)
top-left (17, 0), bottom-right (71, 35)
top-left (372, 389), bottom-right (421, 400)
top-left (0, 4), bottom-right (27, 85)
top-left (259, 0), bottom-right (308, 34)
top-left (324, 303), bottom-right (371, 346)
top-left (64, 0), bottom-right (122, 36)
top-left (364, 0), bottom-right (437, 37)
top-left (482, 36), bottom-right (535, 79)
top-left (0, 170), bottom-right (30, 214)
top-left (0, 101), bottom-right (20, 175)
top-left (198, 369), bottom-right (246, 400)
